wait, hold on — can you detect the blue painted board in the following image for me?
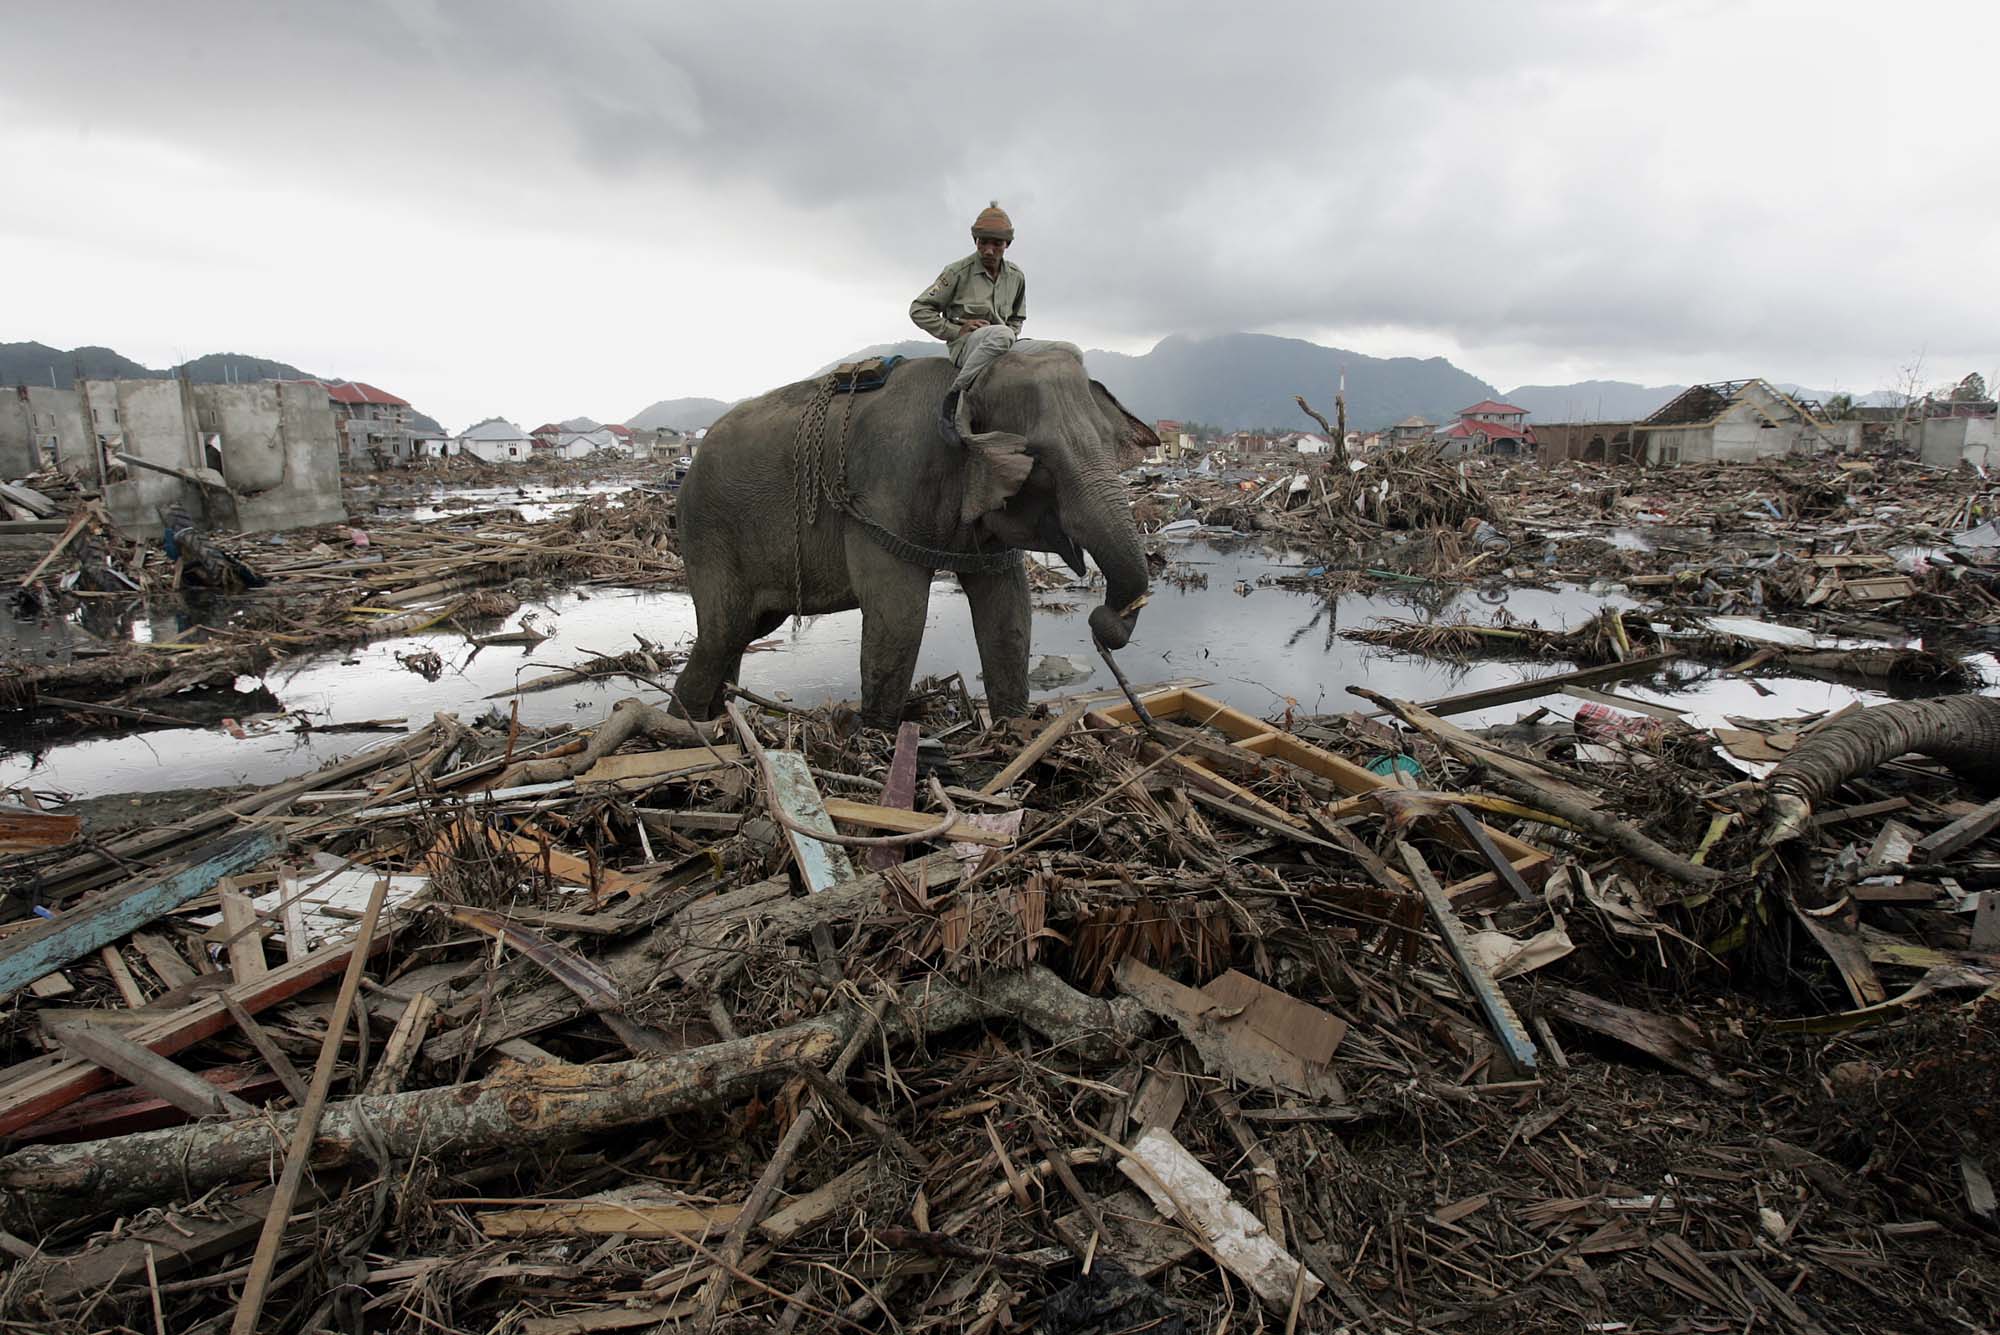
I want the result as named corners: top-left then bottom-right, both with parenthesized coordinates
top-left (0, 828), bottom-right (283, 998)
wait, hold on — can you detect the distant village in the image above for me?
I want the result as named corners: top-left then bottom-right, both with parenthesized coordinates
top-left (1152, 377), bottom-right (1995, 474)
top-left (1, 367), bottom-right (1993, 538)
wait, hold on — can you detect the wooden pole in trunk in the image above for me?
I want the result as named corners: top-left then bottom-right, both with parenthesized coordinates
top-left (229, 876), bottom-right (388, 1335)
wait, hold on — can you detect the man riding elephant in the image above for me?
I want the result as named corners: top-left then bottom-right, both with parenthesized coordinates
top-left (910, 201), bottom-right (1046, 438)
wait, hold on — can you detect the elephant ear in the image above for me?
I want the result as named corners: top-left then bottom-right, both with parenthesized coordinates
top-left (955, 391), bottom-right (1035, 525)
top-left (1090, 380), bottom-right (1161, 469)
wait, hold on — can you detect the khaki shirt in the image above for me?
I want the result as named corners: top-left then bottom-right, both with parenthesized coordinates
top-left (909, 254), bottom-right (1027, 359)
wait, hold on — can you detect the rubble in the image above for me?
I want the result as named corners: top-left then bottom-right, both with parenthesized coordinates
top-left (0, 650), bottom-right (1996, 1332)
top-left (4, 436), bottom-right (2000, 1331)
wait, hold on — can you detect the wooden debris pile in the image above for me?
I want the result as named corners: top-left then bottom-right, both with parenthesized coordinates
top-left (0, 483), bottom-right (685, 713)
top-left (2, 674), bottom-right (1998, 1333)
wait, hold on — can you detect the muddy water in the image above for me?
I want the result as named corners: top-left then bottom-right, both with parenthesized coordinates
top-left (0, 535), bottom-right (1917, 798)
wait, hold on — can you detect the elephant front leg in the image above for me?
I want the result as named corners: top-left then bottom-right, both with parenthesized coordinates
top-left (852, 542), bottom-right (935, 727)
top-left (960, 560), bottom-right (1031, 719)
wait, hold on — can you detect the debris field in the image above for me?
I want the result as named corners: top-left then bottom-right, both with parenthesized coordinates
top-left (0, 445), bottom-right (1999, 1333)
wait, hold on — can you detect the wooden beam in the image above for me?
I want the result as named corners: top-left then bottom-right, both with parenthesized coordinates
top-left (1378, 654), bottom-right (1682, 721)
top-left (219, 992), bottom-right (310, 1104)
top-left (1914, 794), bottom-right (2000, 864)
top-left (0, 829), bottom-right (281, 1001)
top-left (231, 876), bottom-right (389, 1335)
top-left (99, 946), bottom-right (146, 1007)
top-left (0, 920), bottom-right (398, 1137)
top-left (364, 992), bottom-right (436, 1096)
top-left (57, 1024), bottom-right (257, 1119)
top-left (132, 930), bottom-right (198, 988)
top-left (822, 798), bottom-right (1013, 847)
top-left (1399, 842), bottom-right (1537, 1074)
top-left (979, 704), bottom-right (1088, 795)
top-left (218, 883), bottom-right (271, 984)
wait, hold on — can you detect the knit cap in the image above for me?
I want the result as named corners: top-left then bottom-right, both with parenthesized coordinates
top-left (971, 201), bottom-right (1014, 242)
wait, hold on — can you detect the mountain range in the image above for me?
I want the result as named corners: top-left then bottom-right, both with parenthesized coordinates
top-left (7, 337), bottom-right (1896, 440)
top-left (0, 341), bottom-right (446, 435)
top-left (631, 334), bottom-right (1894, 434)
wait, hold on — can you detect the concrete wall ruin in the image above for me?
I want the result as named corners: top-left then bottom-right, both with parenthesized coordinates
top-left (0, 393), bottom-right (34, 479)
top-left (28, 387), bottom-right (95, 480)
top-left (96, 379), bottom-right (202, 530)
top-left (200, 381), bottom-right (346, 532)
top-left (0, 386), bottom-right (96, 481)
top-left (1919, 416), bottom-right (1997, 470)
top-left (84, 378), bottom-right (345, 534)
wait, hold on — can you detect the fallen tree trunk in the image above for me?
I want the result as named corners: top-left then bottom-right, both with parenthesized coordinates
top-left (497, 696), bottom-right (723, 787)
top-left (1480, 772), bottom-right (1722, 886)
top-left (1766, 694), bottom-right (2000, 843)
top-left (0, 966), bottom-right (1148, 1227)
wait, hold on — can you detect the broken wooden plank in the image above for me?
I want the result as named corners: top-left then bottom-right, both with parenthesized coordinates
top-left (1542, 985), bottom-right (1745, 1094)
top-left (764, 752), bottom-right (856, 891)
top-left (759, 1160), bottom-right (873, 1243)
top-left (1389, 653), bottom-right (1680, 720)
top-left (39, 1184), bottom-right (305, 1300)
top-left (365, 992), bottom-right (436, 1096)
top-left (1914, 794), bottom-right (2000, 864)
top-left (218, 882), bottom-right (271, 985)
top-left (1114, 960), bottom-right (1346, 1103)
top-left (132, 930), bottom-right (198, 988)
top-left (99, 946), bottom-right (146, 1007)
top-left (0, 828), bottom-right (282, 1000)
top-left (1056, 1187), bottom-right (1199, 1277)
top-left (1400, 841), bottom-right (1537, 1073)
top-left (0, 914), bottom-right (400, 1137)
top-left (980, 703), bottom-right (1088, 795)
top-left (478, 1192), bottom-right (742, 1239)
top-left (823, 797), bottom-right (1015, 847)
top-left (56, 1024), bottom-right (257, 1120)
top-left (1118, 1126), bottom-right (1323, 1316)
top-left (219, 992), bottom-right (309, 1105)
top-left (0, 804), bottom-right (82, 852)
top-left (867, 722), bottom-right (922, 873)
top-left (1788, 898), bottom-right (1885, 1009)
top-left (577, 744), bottom-right (742, 787)
top-left (1447, 802), bottom-right (1537, 904)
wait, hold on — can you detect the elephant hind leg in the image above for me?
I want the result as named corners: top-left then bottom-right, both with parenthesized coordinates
top-left (676, 607), bottom-right (790, 719)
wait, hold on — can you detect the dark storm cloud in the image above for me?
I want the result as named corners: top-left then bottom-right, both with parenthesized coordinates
top-left (8, 1), bottom-right (1995, 385)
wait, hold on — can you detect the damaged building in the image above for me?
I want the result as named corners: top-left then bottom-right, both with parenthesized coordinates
top-left (1917, 399), bottom-right (1998, 470)
top-left (1535, 420), bottom-right (1641, 464)
top-left (13, 377), bottom-right (347, 533)
top-left (1631, 378), bottom-right (1860, 464)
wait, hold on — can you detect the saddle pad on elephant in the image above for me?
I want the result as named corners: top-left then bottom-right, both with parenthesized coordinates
top-left (829, 354), bottom-right (905, 392)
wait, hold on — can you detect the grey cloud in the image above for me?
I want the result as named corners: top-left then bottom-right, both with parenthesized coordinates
top-left (6, 0), bottom-right (1995, 389)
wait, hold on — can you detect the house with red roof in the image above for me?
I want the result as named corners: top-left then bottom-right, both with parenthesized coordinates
top-left (300, 379), bottom-right (419, 466)
top-left (1440, 398), bottom-right (1536, 457)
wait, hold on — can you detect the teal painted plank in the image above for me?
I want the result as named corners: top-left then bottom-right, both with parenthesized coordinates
top-left (1399, 840), bottom-right (1538, 1073)
top-left (764, 751), bottom-right (856, 892)
top-left (0, 828), bottom-right (283, 998)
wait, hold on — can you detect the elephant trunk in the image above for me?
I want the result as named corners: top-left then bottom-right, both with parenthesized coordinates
top-left (1061, 465), bottom-right (1150, 650)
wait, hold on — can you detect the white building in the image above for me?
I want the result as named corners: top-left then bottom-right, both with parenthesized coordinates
top-left (1632, 379), bottom-right (1838, 465)
top-left (457, 417), bottom-right (533, 463)
top-left (545, 426), bottom-right (624, 459)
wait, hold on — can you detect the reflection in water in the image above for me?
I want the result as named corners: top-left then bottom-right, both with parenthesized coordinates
top-left (0, 536), bottom-right (1914, 798)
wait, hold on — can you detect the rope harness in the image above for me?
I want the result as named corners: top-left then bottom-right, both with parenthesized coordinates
top-left (788, 370), bottom-right (1020, 626)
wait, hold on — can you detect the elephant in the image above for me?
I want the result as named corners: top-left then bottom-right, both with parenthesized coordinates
top-left (672, 345), bottom-right (1157, 726)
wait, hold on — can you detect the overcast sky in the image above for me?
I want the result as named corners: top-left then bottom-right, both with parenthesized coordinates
top-left (6, 1), bottom-right (1994, 432)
